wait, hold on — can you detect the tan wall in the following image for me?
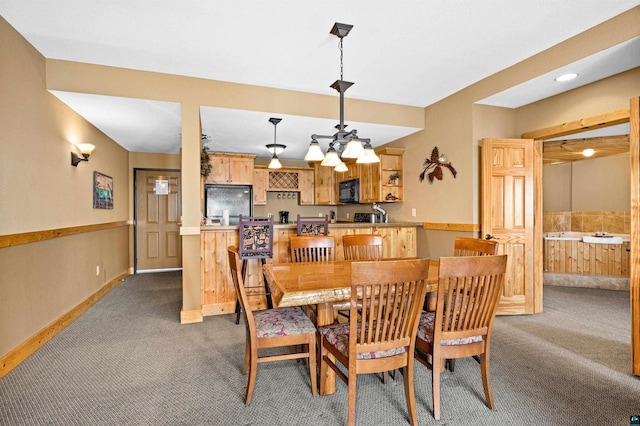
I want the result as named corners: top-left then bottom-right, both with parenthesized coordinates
top-left (0, 17), bottom-right (131, 357)
top-left (572, 154), bottom-right (631, 212)
top-left (384, 8), bottom-right (639, 259)
top-left (543, 163), bottom-right (572, 211)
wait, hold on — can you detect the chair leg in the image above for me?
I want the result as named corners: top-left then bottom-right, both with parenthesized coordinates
top-left (347, 370), bottom-right (357, 426)
top-left (244, 351), bottom-right (258, 405)
top-left (446, 358), bottom-right (456, 372)
top-left (319, 338), bottom-right (328, 395)
top-left (432, 354), bottom-right (442, 421)
top-left (242, 337), bottom-right (250, 374)
top-left (480, 352), bottom-right (496, 409)
top-left (235, 300), bottom-right (242, 325)
top-left (308, 337), bottom-right (318, 396)
top-left (403, 363), bottom-right (418, 426)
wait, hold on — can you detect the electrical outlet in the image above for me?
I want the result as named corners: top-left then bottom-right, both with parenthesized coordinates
top-left (346, 213), bottom-right (350, 219)
top-left (96, 265), bottom-right (100, 276)
top-left (411, 208), bottom-right (416, 217)
top-left (319, 212), bottom-right (323, 217)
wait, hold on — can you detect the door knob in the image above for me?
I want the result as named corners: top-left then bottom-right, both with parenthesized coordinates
top-left (484, 234), bottom-right (498, 240)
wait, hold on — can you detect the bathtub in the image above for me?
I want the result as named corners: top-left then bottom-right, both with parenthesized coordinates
top-left (543, 232), bottom-right (630, 291)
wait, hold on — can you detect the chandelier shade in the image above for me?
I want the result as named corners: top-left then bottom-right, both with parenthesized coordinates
top-left (267, 117), bottom-right (284, 169)
top-left (305, 22), bottom-right (379, 169)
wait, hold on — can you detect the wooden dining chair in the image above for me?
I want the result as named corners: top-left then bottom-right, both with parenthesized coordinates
top-left (290, 235), bottom-right (335, 263)
top-left (334, 234), bottom-right (384, 323)
top-left (415, 254), bottom-right (508, 421)
top-left (438, 237), bottom-right (500, 371)
top-left (227, 246), bottom-right (318, 404)
top-left (318, 259), bottom-right (431, 426)
top-left (342, 234), bottom-right (383, 261)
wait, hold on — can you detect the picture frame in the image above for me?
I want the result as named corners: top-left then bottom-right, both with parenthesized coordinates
top-left (93, 171), bottom-right (114, 209)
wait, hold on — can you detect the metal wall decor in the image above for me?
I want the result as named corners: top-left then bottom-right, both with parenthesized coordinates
top-left (419, 147), bottom-right (457, 183)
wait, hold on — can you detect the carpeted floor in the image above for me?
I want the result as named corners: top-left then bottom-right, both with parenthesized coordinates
top-left (1, 271), bottom-right (639, 426)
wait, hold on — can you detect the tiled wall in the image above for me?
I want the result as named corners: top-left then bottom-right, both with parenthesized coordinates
top-left (543, 211), bottom-right (631, 234)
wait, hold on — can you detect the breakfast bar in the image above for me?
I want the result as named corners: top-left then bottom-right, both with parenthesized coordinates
top-left (200, 222), bottom-right (419, 317)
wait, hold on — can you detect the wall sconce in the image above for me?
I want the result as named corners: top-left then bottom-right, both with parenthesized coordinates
top-left (71, 143), bottom-right (96, 166)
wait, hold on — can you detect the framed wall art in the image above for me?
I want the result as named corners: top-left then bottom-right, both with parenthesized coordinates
top-left (93, 171), bottom-right (113, 209)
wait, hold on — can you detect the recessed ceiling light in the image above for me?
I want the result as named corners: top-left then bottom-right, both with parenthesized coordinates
top-left (555, 73), bottom-right (578, 82)
top-left (582, 148), bottom-right (595, 157)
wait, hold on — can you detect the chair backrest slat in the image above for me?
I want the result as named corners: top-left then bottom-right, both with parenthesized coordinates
top-left (290, 236), bottom-right (335, 263)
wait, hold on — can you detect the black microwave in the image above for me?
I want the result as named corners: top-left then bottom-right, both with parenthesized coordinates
top-left (339, 178), bottom-right (360, 204)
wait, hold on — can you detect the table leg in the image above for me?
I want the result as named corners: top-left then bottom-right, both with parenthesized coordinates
top-left (316, 302), bottom-right (336, 395)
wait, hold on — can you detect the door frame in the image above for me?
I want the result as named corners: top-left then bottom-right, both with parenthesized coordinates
top-left (133, 167), bottom-right (182, 273)
top-left (521, 98), bottom-right (639, 376)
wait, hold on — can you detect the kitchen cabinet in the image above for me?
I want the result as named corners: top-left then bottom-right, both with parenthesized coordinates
top-left (205, 153), bottom-right (255, 185)
top-left (336, 162), bottom-right (358, 183)
top-left (201, 223), bottom-right (418, 316)
top-left (298, 169), bottom-right (314, 205)
top-left (358, 162), bottom-right (381, 203)
top-left (314, 163), bottom-right (337, 205)
top-left (253, 168), bottom-right (268, 205)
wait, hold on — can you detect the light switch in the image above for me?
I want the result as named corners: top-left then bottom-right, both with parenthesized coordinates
top-left (411, 208), bottom-right (416, 217)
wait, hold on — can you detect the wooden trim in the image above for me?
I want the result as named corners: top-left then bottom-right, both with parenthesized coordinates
top-left (422, 222), bottom-right (479, 232)
top-left (180, 308), bottom-right (205, 324)
top-left (521, 108), bottom-right (630, 140)
top-left (630, 97), bottom-right (639, 376)
top-left (0, 221), bottom-right (129, 248)
top-left (0, 272), bottom-right (129, 379)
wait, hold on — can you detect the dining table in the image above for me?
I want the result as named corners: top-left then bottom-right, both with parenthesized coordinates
top-left (263, 258), bottom-right (440, 395)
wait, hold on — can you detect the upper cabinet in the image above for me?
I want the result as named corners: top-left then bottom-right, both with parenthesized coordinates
top-left (253, 169), bottom-right (268, 205)
top-left (314, 163), bottom-right (337, 205)
top-left (377, 147), bottom-right (404, 202)
top-left (298, 169), bottom-right (315, 205)
top-left (205, 153), bottom-right (255, 185)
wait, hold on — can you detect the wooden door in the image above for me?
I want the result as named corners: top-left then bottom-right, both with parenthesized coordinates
top-left (135, 170), bottom-right (182, 271)
top-left (481, 138), bottom-right (542, 315)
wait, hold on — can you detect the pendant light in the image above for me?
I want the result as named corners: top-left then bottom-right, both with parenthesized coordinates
top-left (267, 117), bottom-right (283, 169)
top-left (305, 22), bottom-right (379, 168)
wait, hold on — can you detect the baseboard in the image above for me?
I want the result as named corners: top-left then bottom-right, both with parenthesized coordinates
top-left (0, 271), bottom-right (129, 379)
top-left (180, 309), bottom-right (204, 324)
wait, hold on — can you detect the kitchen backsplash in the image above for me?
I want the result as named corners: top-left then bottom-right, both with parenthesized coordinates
top-left (543, 211), bottom-right (631, 234)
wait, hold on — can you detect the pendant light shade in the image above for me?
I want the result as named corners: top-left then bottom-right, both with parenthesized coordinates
top-left (304, 139), bottom-right (325, 162)
top-left (356, 141), bottom-right (380, 164)
top-left (320, 146), bottom-right (341, 167)
top-left (334, 161), bottom-right (349, 172)
top-left (267, 117), bottom-right (284, 169)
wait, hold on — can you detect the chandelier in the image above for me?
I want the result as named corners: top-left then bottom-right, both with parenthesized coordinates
top-left (304, 22), bottom-right (379, 170)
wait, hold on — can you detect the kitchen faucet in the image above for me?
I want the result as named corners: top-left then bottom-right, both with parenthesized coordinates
top-left (372, 202), bottom-right (388, 223)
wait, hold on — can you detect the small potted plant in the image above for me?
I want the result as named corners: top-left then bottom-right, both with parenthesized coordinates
top-left (389, 172), bottom-right (401, 185)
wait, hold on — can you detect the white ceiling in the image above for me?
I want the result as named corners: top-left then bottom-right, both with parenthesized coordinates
top-left (2, 1), bottom-right (638, 158)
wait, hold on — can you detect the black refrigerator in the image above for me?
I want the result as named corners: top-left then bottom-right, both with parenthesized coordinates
top-left (204, 184), bottom-right (252, 225)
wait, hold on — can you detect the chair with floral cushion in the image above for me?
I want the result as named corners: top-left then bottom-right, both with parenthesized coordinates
top-left (318, 259), bottom-right (430, 426)
top-left (415, 254), bottom-right (507, 421)
top-left (227, 246), bottom-right (317, 404)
